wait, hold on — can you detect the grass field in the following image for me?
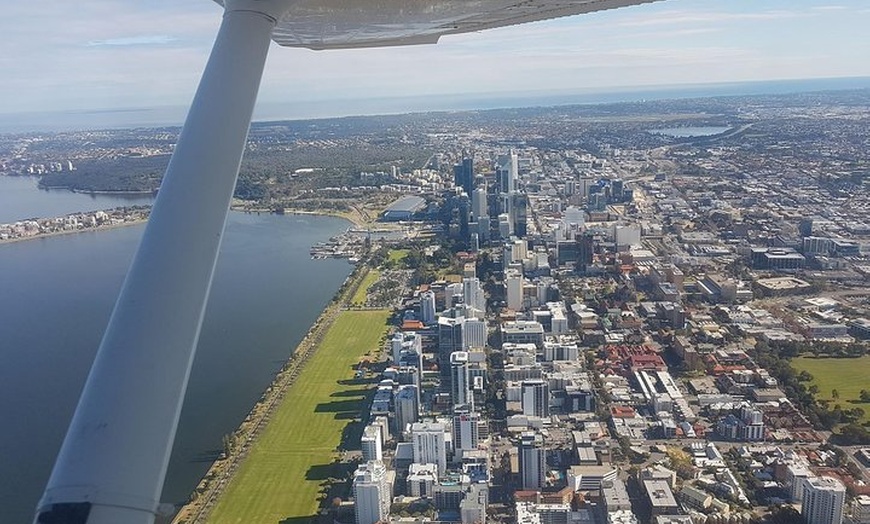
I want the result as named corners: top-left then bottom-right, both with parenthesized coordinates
top-left (350, 269), bottom-right (380, 306)
top-left (388, 249), bottom-right (409, 265)
top-left (792, 355), bottom-right (870, 424)
top-left (205, 309), bottom-right (391, 524)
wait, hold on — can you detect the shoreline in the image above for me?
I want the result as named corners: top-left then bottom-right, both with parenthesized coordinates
top-left (2, 206), bottom-right (364, 247)
top-left (231, 204), bottom-right (366, 228)
top-left (0, 218), bottom-right (148, 246)
top-left (170, 260), bottom-right (376, 523)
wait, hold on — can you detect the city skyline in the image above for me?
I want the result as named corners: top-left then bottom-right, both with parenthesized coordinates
top-left (2, 0), bottom-right (870, 125)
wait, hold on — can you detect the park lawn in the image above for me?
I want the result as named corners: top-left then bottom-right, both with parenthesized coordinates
top-left (350, 269), bottom-right (380, 306)
top-left (388, 249), bottom-right (409, 265)
top-left (206, 309), bottom-right (391, 524)
top-left (791, 355), bottom-right (870, 424)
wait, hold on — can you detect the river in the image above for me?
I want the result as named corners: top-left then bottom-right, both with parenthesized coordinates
top-left (0, 176), bottom-right (353, 522)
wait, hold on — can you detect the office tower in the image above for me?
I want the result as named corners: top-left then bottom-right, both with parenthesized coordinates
top-left (512, 193), bottom-right (528, 237)
top-left (361, 424), bottom-right (383, 462)
top-left (391, 331), bottom-right (422, 365)
top-left (420, 290), bottom-right (436, 325)
top-left (462, 277), bottom-right (486, 313)
top-left (450, 351), bottom-right (472, 408)
top-left (802, 476), bottom-right (846, 524)
top-left (521, 379), bottom-right (549, 418)
top-left (394, 385), bottom-right (419, 439)
top-left (462, 318), bottom-right (487, 350)
top-left (577, 232), bottom-right (594, 272)
top-left (453, 156), bottom-right (474, 196)
top-left (453, 408), bottom-right (480, 453)
top-left (611, 179), bottom-right (624, 202)
top-left (411, 422), bottom-right (448, 473)
top-left (472, 186), bottom-right (488, 222)
top-left (439, 316), bottom-right (465, 355)
top-left (353, 461), bottom-right (391, 524)
top-left (505, 269), bottom-right (523, 311)
top-left (799, 217), bottom-right (814, 237)
top-left (518, 431), bottom-right (546, 490)
top-left (497, 213), bottom-right (511, 239)
top-left (496, 152), bottom-right (518, 194)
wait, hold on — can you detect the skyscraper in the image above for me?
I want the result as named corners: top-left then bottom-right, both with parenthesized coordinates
top-left (353, 461), bottom-right (391, 524)
top-left (411, 422), bottom-right (448, 474)
top-left (521, 379), bottom-right (550, 418)
top-left (802, 476), bottom-right (846, 524)
top-left (420, 290), bottom-right (436, 325)
top-left (505, 269), bottom-right (523, 311)
top-left (361, 424), bottom-right (383, 462)
top-left (518, 431), bottom-right (546, 490)
top-left (453, 408), bottom-right (480, 454)
top-left (462, 318), bottom-right (487, 350)
top-left (454, 156), bottom-right (474, 196)
top-left (394, 385), bottom-right (419, 439)
top-left (462, 277), bottom-right (486, 313)
top-left (450, 351), bottom-right (472, 409)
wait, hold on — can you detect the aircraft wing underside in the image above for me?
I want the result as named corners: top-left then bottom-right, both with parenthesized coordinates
top-left (214, 0), bottom-right (660, 50)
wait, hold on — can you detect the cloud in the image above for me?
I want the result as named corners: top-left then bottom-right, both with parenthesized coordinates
top-left (614, 9), bottom-right (807, 28)
top-left (87, 35), bottom-right (177, 47)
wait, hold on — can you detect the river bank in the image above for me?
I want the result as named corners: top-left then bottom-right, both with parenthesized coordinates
top-left (170, 258), bottom-right (381, 524)
top-left (0, 215), bottom-right (149, 245)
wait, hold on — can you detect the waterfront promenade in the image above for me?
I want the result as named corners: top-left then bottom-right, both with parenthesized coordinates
top-left (172, 262), bottom-right (391, 524)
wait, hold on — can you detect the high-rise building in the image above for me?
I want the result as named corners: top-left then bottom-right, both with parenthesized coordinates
top-left (420, 290), bottom-right (436, 325)
top-left (439, 316), bottom-right (465, 355)
top-left (394, 385), bottom-right (419, 439)
top-left (518, 431), bottom-right (546, 490)
top-left (391, 331), bottom-right (422, 365)
top-left (462, 318), bottom-right (487, 350)
top-left (512, 193), bottom-right (528, 237)
top-left (496, 152), bottom-right (518, 194)
top-left (802, 476), bottom-right (846, 524)
top-left (799, 217), bottom-right (814, 237)
top-left (453, 408), bottom-right (480, 454)
top-left (361, 424), bottom-right (383, 462)
top-left (353, 461), bottom-right (391, 524)
top-left (411, 422), bottom-right (448, 474)
top-left (462, 277), bottom-right (486, 313)
top-left (522, 379), bottom-right (550, 418)
top-left (454, 156), bottom-right (474, 196)
top-left (505, 269), bottom-right (523, 311)
top-left (451, 351), bottom-right (472, 409)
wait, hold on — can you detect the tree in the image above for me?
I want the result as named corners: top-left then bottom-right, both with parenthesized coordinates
top-left (832, 389), bottom-right (840, 400)
top-left (860, 389), bottom-right (870, 403)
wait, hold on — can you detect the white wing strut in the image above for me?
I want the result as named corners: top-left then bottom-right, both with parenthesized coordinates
top-left (34, 2), bottom-right (279, 523)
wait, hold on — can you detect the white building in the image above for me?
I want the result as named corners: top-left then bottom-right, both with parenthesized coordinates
top-left (407, 463), bottom-right (438, 497)
top-left (451, 351), bottom-right (473, 409)
top-left (411, 421), bottom-right (448, 474)
top-left (453, 409), bottom-right (481, 454)
top-left (463, 277), bottom-right (486, 313)
top-left (353, 461), bottom-right (391, 524)
top-left (394, 385), bottom-right (419, 439)
top-left (361, 424), bottom-right (383, 462)
top-left (420, 290), bottom-right (437, 325)
top-left (802, 476), bottom-right (846, 524)
top-left (505, 268), bottom-right (524, 311)
top-left (462, 318), bottom-right (487, 350)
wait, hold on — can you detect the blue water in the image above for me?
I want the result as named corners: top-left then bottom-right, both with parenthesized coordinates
top-left (650, 126), bottom-right (732, 137)
top-left (0, 177), bottom-right (353, 522)
top-left (1, 76), bottom-right (868, 133)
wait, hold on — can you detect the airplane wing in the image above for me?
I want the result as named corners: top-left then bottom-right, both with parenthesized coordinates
top-left (215, 0), bottom-right (660, 50)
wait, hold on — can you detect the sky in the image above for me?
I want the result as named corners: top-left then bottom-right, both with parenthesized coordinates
top-left (1, 0), bottom-right (869, 126)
